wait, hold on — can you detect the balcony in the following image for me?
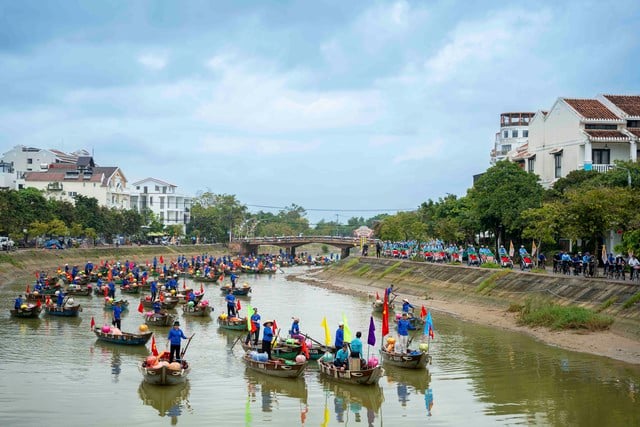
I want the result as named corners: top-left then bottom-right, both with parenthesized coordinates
top-left (47, 182), bottom-right (63, 192)
top-left (592, 164), bottom-right (614, 173)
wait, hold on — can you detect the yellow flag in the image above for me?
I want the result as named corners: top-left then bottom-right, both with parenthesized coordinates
top-left (321, 317), bottom-right (331, 345)
top-left (508, 240), bottom-right (515, 257)
top-left (531, 241), bottom-right (537, 257)
top-left (342, 313), bottom-right (352, 342)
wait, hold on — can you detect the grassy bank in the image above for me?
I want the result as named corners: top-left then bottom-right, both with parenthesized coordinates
top-left (512, 297), bottom-right (614, 331)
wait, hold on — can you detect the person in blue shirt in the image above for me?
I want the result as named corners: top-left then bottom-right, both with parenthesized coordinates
top-left (152, 299), bottom-right (162, 314)
top-left (395, 313), bottom-right (411, 353)
top-left (230, 273), bottom-right (238, 288)
top-left (245, 307), bottom-right (261, 345)
top-left (262, 320), bottom-right (274, 360)
top-left (225, 290), bottom-right (236, 317)
top-left (14, 295), bottom-right (23, 309)
top-left (401, 299), bottom-right (414, 314)
top-left (108, 281), bottom-right (116, 298)
top-left (150, 281), bottom-right (158, 301)
top-left (167, 321), bottom-right (188, 363)
top-left (112, 301), bottom-right (122, 329)
top-left (333, 342), bottom-right (350, 369)
top-left (519, 245), bottom-right (529, 257)
top-left (498, 245), bottom-right (507, 256)
top-left (350, 331), bottom-right (363, 358)
top-left (56, 291), bottom-right (65, 307)
top-left (289, 317), bottom-right (303, 341)
top-left (334, 322), bottom-right (344, 350)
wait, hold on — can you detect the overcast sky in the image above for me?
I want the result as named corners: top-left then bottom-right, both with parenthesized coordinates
top-left (1, 0), bottom-right (639, 224)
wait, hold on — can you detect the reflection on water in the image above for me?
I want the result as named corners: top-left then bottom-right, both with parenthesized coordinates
top-left (245, 369), bottom-right (308, 415)
top-left (319, 375), bottom-right (384, 425)
top-left (138, 381), bottom-right (191, 423)
top-left (92, 341), bottom-right (149, 382)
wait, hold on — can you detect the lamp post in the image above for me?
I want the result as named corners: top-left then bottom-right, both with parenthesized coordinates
top-left (23, 228), bottom-right (28, 247)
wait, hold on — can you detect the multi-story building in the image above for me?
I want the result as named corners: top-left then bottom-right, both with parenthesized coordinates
top-left (490, 112), bottom-right (535, 165)
top-left (528, 95), bottom-right (640, 188)
top-left (0, 145), bottom-right (87, 189)
top-left (23, 157), bottom-right (130, 209)
top-left (129, 178), bottom-right (191, 231)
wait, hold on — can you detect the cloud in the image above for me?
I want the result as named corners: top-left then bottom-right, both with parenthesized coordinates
top-left (392, 139), bottom-right (443, 164)
top-left (138, 53), bottom-right (168, 70)
top-left (198, 136), bottom-right (320, 155)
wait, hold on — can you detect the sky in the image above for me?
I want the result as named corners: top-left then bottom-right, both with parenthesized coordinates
top-left (1, 0), bottom-right (639, 225)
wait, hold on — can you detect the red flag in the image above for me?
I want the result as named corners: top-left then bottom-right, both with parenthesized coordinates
top-left (376, 291), bottom-right (380, 300)
top-left (218, 274), bottom-right (224, 282)
top-left (90, 316), bottom-right (95, 330)
top-left (103, 287), bottom-right (108, 297)
top-left (381, 292), bottom-right (389, 337)
top-left (159, 256), bottom-right (164, 264)
top-left (273, 319), bottom-right (278, 331)
top-left (36, 299), bottom-right (42, 308)
top-left (300, 339), bottom-right (310, 359)
top-left (429, 325), bottom-right (434, 339)
top-left (251, 320), bottom-right (257, 333)
top-left (26, 284), bottom-right (30, 293)
top-left (138, 302), bottom-right (144, 313)
top-left (236, 299), bottom-right (241, 312)
top-left (200, 283), bottom-right (204, 294)
top-left (151, 335), bottom-right (159, 356)
top-left (35, 271), bottom-right (39, 279)
top-left (159, 292), bottom-right (164, 302)
top-left (420, 305), bottom-right (427, 318)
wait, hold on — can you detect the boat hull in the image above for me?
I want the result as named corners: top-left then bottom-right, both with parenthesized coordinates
top-left (93, 328), bottom-right (153, 345)
top-left (44, 304), bottom-right (82, 317)
top-left (144, 312), bottom-right (177, 327)
top-left (379, 349), bottom-right (430, 369)
top-left (317, 360), bottom-right (384, 385)
top-left (140, 364), bottom-right (190, 385)
top-left (242, 354), bottom-right (306, 378)
top-left (217, 317), bottom-right (248, 330)
top-left (10, 306), bottom-right (42, 318)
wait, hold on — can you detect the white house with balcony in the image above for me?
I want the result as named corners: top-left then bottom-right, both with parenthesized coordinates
top-left (23, 157), bottom-right (130, 209)
top-left (527, 95), bottom-right (639, 188)
top-left (0, 145), bottom-right (87, 190)
top-left (129, 178), bottom-right (191, 231)
top-left (490, 112), bottom-right (535, 165)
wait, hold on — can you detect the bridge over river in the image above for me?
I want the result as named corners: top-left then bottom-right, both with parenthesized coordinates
top-left (232, 236), bottom-right (374, 258)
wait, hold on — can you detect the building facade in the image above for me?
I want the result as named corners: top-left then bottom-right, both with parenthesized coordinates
top-left (527, 95), bottom-right (639, 188)
top-left (129, 178), bottom-right (191, 231)
top-left (490, 112), bottom-right (535, 165)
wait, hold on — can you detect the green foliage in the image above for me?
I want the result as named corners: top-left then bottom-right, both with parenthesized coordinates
top-left (341, 258), bottom-right (360, 271)
top-left (596, 296), bottom-right (618, 313)
top-left (355, 265), bottom-right (371, 276)
top-left (378, 262), bottom-right (402, 279)
top-left (398, 267), bottom-right (414, 278)
top-left (476, 270), bottom-right (511, 293)
top-left (321, 245), bottom-right (329, 254)
top-left (377, 211), bottom-right (428, 241)
top-left (479, 262), bottom-right (501, 269)
top-left (518, 297), bottom-right (613, 331)
top-left (187, 192), bottom-right (248, 242)
top-left (622, 292), bottom-right (640, 310)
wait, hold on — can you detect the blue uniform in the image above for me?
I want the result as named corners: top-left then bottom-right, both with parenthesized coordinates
top-left (334, 327), bottom-right (344, 349)
top-left (262, 325), bottom-right (274, 360)
top-left (167, 327), bottom-right (188, 363)
top-left (350, 337), bottom-right (363, 357)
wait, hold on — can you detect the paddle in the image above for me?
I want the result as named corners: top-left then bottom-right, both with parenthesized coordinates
top-left (230, 335), bottom-right (243, 350)
top-left (181, 333), bottom-right (195, 359)
top-left (271, 328), bottom-right (281, 347)
top-left (303, 334), bottom-right (325, 348)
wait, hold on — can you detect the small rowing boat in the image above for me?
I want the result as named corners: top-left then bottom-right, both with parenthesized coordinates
top-left (10, 304), bottom-right (42, 318)
top-left (317, 359), bottom-right (384, 386)
top-left (242, 352), bottom-right (307, 379)
top-left (93, 327), bottom-right (153, 345)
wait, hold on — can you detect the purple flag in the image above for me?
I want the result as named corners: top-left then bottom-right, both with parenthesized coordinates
top-left (367, 316), bottom-right (376, 346)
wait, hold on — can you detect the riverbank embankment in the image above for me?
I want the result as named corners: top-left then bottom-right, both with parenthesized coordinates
top-left (289, 257), bottom-right (640, 365)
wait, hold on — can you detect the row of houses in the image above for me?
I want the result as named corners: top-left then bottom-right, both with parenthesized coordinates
top-left (0, 145), bottom-right (191, 231)
top-left (490, 94), bottom-right (640, 188)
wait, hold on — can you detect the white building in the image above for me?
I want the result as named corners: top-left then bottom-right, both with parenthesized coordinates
top-left (23, 157), bottom-right (130, 209)
top-left (527, 95), bottom-right (640, 188)
top-left (0, 145), bottom-right (87, 190)
top-left (129, 178), bottom-right (191, 231)
top-left (490, 112), bottom-right (535, 165)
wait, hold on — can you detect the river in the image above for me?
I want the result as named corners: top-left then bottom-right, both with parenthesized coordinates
top-left (1, 266), bottom-right (638, 426)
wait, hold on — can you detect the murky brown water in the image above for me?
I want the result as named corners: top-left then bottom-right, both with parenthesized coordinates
top-left (1, 266), bottom-right (639, 426)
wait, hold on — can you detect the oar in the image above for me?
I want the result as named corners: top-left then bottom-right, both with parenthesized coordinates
top-left (230, 335), bottom-right (243, 350)
top-left (271, 328), bottom-right (281, 347)
top-left (180, 333), bottom-right (195, 359)
top-left (304, 334), bottom-right (329, 350)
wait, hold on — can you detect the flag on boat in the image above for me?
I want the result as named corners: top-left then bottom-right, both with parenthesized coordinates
top-left (376, 291), bottom-right (380, 300)
top-left (151, 334), bottom-right (159, 356)
top-left (424, 311), bottom-right (435, 339)
top-left (342, 313), bottom-right (352, 342)
top-left (420, 305), bottom-right (427, 318)
top-left (508, 241), bottom-right (515, 257)
top-left (321, 316), bottom-right (331, 345)
top-left (236, 299), bottom-right (241, 312)
top-left (246, 304), bottom-right (253, 331)
top-left (90, 316), bottom-right (95, 330)
top-left (300, 339), bottom-right (310, 359)
top-left (272, 319), bottom-right (278, 332)
top-left (531, 241), bottom-right (537, 257)
top-left (200, 283), bottom-right (204, 293)
top-left (367, 316), bottom-right (376, 346)
top-left (381, 291), bottom-right (390, 337)
top-left (137, 301), bottom-right (144, 313)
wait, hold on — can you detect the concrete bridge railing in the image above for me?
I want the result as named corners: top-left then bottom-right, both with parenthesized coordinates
top-left (233, 235), bottom-right (374, 258)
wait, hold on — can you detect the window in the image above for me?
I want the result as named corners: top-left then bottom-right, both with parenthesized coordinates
top-left (149, 196), bottom-right (153, 205)
top-left (585, 124), bottom-right (617, 130)
top-left (592, 149), bottom-right (610, 165)
top-left (136, 186), bottom-right (140, 190)
top-left (523, 130), bottom-right (529, 137)
top-left (511, 130), bottom-right (518, 138)
top-left (628, 120), bottom-right (640, 128)
top-left (160, 197), bottom-right (165, 209)
top-left (554, 154), bottom-right (562, 178)
top-left (527, 158), bottom-right (535, 173)
top-left (503, 130), bottom-right (508, 138)
top-left (27, 158), bottom-right (33, 164)
top-left (143, 186), bottom-right (148, 193)
top-left (155, 185), bottom-right (160, 191)
top-left (69, 191), bottom-right (77, 197)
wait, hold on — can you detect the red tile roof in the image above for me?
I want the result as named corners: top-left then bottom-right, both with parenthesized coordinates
top-left (584, 130), bottom-right (629, 140)
top-left (603, 95), bottom-right (640, 118)
top-left (564, 98), bottom-right (620, 120)
top-left (24, 166), bottom-right (119, 186)
top-left (628, 128), bottom-right (640, 138)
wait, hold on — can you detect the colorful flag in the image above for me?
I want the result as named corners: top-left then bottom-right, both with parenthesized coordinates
top-left (90, 316), bottom-right (95, 330)
top-left (508, 240), bottom-right (515, 257)
top-left (382, 292), bottom-right (389, 337)
top-left (137, 301), bottom-right (144, 313)
top-left (321, 316), bottom-right (331, 345)
top-left (531, 241), bottom-right (537, 257)
top-left (246, 304), bottom-right (253, 331)
top-left (272, 319), bottom-right (278, 331)
top-left (367, 316), bottom-right (376, 346)
top-left (342, 313), bottom-right (352, 342)
top-left (159, 256), bottom-right (164, 264)
top-left (236, 299), bottom-right (241, 312)
top-left (376, 291), bottom-right (380, 300)
top-left (151, 335), bottom-right (159, 356)
top-left (424, 311), bottom-right (434, 339)
top-left (159, 292), bottom-right (164, 302)
top-left (26, 284), bottom-right (30, 293)
top-left (420, 305), bottom-right (427, 318)
top-left (300, 339), bottom-right (310, 359)
top-left (601, 244), bottom-right (607, 265)
top-left (200, 283), bottom-right (204, 293)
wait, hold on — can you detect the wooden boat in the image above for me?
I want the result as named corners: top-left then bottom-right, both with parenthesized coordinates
top-left (44, 303), bottom-right (82, 317)
top-left (140, 354), bottom-right (190, 385)
top-left (120, 284), bottom-right (142, 294)
top-left (65, 284), bottom-right (92, 296)
top-left (93, 327), bottom-right (153, 345)
top-left (371, 299), bottom-right (395, 313)
top-left (25, 287), bottom-right (61, 301)
top-left (220, 284), bottom-right (251, 296)
top-left (140, 297), bottom-right (179, 310)
top-left (317, 359), bottom-right (385, 386)
top-left (217, 315), bottom-right (248, 330)
top-left (182, 304), bottom-right (213, 317)
top-left (242, 353), bottom-right (307, 378)
top-left (104, 299), bottom-right (129, 311)
top-left (144, 312), bottom-right (177, 327)
top-left (273, 337), bottom-right (332, 361)
top-left (192, 273), bottom-right (222, 283)
top-left (379, 347), bottom-right (431, 369)
top-left (241, 342), bottom-right (300, 360)
top-left (10, 305), bottom-right (42, 318)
